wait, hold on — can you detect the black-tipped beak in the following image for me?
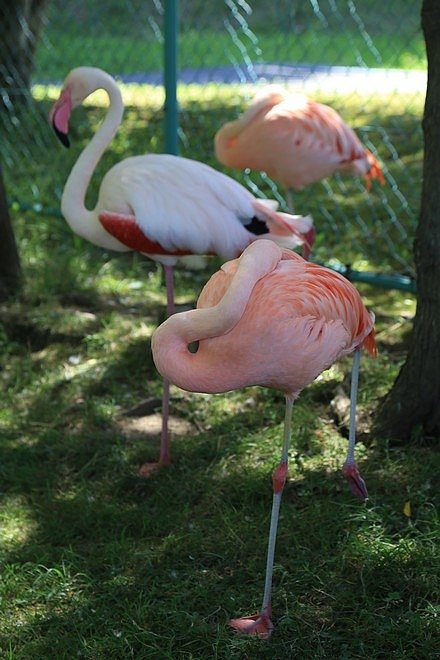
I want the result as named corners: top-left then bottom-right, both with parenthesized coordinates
top-left (52, 121), bottom-right (70, 148)
top-left (49, 87), bottom-right (72, 148)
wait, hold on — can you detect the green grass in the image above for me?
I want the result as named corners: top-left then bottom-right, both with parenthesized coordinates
top-left (0, 231), bottom-right (438, 657)
top-left (34, 1), bottom-right (425, 83)
top-left (1, 82), bottom-right (437, 658)
top-left (34, 29), bottom-right (426, 83)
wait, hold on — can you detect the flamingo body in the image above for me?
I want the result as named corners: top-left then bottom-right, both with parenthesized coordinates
top-left (95, 153), bottom-right (312, 262)
top-left (152, 243), bottom-right (376, 397)
top-left (215, 85), bottom-right (384, 190)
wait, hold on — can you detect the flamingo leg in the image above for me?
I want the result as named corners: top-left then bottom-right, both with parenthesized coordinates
top-left (159, 378), bottom-right (171, 466)
top-left (138, 265), bottom-right (174, 475)
top-left (163, 264), bottom-right (176, 317)
top-left (342, 348), bottom-right (368, 500)
top-left (159, 264), bottom-right (175, 466)
top-left (229, 395), bottom-right (294, 639)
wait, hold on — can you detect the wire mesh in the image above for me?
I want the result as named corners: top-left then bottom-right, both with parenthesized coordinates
top-left (0, 0), bottom-right (425, 284)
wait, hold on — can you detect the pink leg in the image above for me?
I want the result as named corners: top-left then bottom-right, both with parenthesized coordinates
top-left (159, 265), bottom-right (175, 466)
top-left (159, 377), bottom-right (171, 466)
top-left (163, 264), bottom-right (175, 317)
top-left (229, 396), bottom-right (294, 639)
top-left (341, 348), bottom-right (368, 500)
top-left (138, 265), bottom-right (174, 476)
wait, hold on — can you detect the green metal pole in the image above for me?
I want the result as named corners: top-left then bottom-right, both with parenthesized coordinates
top-left (324, 261), bottom-right (417, 294)
top-left (164, 0), bottom-right (179, 155)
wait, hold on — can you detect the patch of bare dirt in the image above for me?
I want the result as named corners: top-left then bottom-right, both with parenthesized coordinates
top-left (116, 413), bottom-right (196, 439)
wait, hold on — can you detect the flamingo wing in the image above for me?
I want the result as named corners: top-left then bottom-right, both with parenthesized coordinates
top-left (259, 100), bottom-right (365, 185)
top-left (97, 154), bottom-right (264, 259)
top-left (99, 211), bottom-right (194, 256)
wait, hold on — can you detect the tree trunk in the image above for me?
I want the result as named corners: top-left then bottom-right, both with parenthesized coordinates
top-left (373, 0), bottom-right (440, 442)
top-left (0, 164), bottom-right (21, 299)
top-left (0, 0), bottom-right (47, 295)
top-left (0, 0), bottom-right (47, 110)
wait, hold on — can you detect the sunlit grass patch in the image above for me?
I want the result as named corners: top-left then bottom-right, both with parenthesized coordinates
top-left (0, 498), bottom-right (38, 558)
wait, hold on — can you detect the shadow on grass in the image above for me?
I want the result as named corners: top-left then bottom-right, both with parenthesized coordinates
top-left (1, 404), bottom-right (438, 657)
top-left (1, 314), bottom-right (439, 651)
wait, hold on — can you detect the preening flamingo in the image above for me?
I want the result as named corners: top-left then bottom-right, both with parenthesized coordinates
top-left (151, 239), bottom-right (376, 638)
top-left (215, 85), bottom-right (384, 210)
top-left (49, 67), bottom-right (314, 473)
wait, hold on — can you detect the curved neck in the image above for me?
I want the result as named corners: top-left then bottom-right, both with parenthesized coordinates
top-left (214, 121), bottom-right (239, 162)
top-left (151, 241), bottom-right (282, 393)
top-left (215, 99), bottom-right (269, 163)
top-left (61, 78), bottom-right (124, 238)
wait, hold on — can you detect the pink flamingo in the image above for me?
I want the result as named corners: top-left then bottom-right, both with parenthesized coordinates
top-left (49, 67), bottom-right (314, 474)
top-left (215, 85), bottom-right (384, 210)
top-left (151, 239), bottom-right (376, 638)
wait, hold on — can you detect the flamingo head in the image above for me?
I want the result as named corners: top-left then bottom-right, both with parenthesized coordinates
top-left (49, 67), bottom-right (111, 148)
top-left (365, 151), bottom-right (385, 189)
top-left (49, 86), bottom-right (72, 147)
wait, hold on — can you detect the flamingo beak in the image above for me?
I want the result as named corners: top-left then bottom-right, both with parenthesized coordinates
top-left (342, 461), bottom-right (369, 501)
top-left (49, 88), bottom-right (72, 148)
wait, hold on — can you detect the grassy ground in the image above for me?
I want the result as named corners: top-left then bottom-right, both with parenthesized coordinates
top-left (1, 227), bottom-right (438, 658)
top-left (1, 84), bottom-right (439, 657)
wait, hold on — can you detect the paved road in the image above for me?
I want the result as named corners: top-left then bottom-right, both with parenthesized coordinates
top-left (120, 63), bottom-right (427, 94)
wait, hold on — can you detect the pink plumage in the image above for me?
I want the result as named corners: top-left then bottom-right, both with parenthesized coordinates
top-left (152, 240), bottom-right (376, 638)
top-left (215, 85), bottom-right (384, 191)
top-left (152, 242), bottom-right (376, 397)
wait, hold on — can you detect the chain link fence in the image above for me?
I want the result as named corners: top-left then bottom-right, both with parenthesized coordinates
top-left (1, 0), bottom-right (425, 286)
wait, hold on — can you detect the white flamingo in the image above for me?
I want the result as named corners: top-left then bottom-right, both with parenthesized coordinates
top-left (49, 66), bottom-right (314, 474)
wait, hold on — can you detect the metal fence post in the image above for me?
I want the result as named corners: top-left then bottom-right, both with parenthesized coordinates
top-left (164, 0), bottom-right (179, 155)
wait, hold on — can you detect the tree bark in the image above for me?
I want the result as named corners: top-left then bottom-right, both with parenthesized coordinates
top-left (0, 164), bottom-right (21, 299)
top-left (0, 0), bottom-right (47, 110)
top-left (374, 0), bottom-right (440, 441)
top-left (0, 0), bottom-right (47, 295)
